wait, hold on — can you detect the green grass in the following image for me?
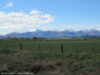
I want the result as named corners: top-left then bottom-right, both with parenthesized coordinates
top-left (0, 38), bottom-right (100, 75)
top-left (0, 38), bottom-right (100, 54)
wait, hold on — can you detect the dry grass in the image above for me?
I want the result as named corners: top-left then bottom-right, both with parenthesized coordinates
top-left (0, 50), bottom-right (100, 75)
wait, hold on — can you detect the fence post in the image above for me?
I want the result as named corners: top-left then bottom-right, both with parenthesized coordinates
top-left (49, 44), bottom-right (51, 53)
top-left (61, 44), bottom-right (64, 55)
top-left (92, 43), bottom-right (95, 53)
top-left (76, 44), bottom-right (79, 54)
top-left (38, 44), bottom-right (40, 53)
top-left (19, 43), bottom-right (22, 50)
top-left (28, 43), bottom-right (29, 50)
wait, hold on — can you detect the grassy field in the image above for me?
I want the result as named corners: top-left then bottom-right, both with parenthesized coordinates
top-left (0, 38), bottom-right (100, 75)
top-left (0, 38), bottom-right (100, 54)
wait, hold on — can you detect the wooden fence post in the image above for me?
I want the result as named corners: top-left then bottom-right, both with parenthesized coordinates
top-left (92, 43), bottom-right (95, 53)
top-left (61, 44), bottom-right (64, 54)
top-left (76, 44), bottom-right (79, 53)
top-left (49, 44), bottom-right (51, 53)
top-left (38, 44), bottom-right (40, 53)
top-left (19, 43), bottom-right (22, 50)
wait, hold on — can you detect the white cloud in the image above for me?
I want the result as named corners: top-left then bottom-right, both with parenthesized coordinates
top-left (0, 10), bottom-right (99, 35)
top-left (29, 24), bottom-right (100, 32)
top-left (0, 10), bottom-right (54, 35)
top-left (6, 2), bottom-right (14, 7)
top-left (30, 10), bottom-right (42, 14)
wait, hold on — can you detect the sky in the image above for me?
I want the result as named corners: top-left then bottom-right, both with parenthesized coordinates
top-left (0, 0), bottom-right (100, 35)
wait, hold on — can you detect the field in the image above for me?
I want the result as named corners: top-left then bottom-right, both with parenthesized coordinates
top-left (0, 38), bottom-right (100, 75)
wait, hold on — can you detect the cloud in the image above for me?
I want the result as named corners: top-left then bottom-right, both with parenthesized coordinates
top-left (0, 10), bottom-right (54, 35)
top-left (6, 2), bottom-right (14, 7)
top-left (0, 10), bottom-right (99, 35)
top-left (30, 10), bottom-right (42, 14)
top-left (29, 24), bottom-right (100, 32)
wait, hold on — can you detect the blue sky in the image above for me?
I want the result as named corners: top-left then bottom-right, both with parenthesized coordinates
top-left (0, 0), bottom-right (100, 35)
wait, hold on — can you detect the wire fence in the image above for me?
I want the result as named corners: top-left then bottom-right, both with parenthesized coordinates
top-left (0, 42), bottom-right (100, 54)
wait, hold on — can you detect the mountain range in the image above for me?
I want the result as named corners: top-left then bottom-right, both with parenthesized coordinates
top-left (0, 29), bottom-right (100, 39)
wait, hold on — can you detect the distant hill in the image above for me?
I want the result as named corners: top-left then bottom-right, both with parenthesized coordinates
top-left (0, 29), bottom-right (100, 39)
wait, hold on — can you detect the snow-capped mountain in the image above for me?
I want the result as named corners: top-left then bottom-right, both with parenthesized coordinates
top-left (0, 29), bottom-right (100, 38)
